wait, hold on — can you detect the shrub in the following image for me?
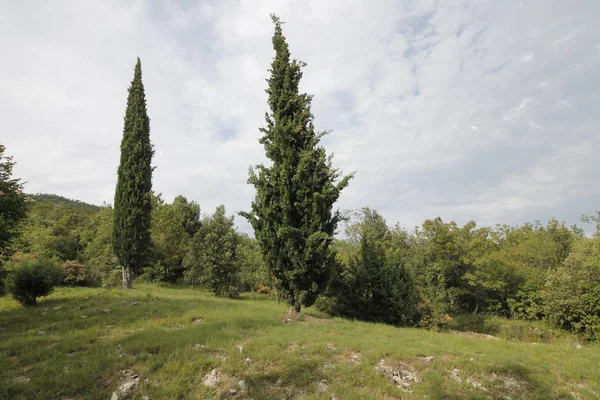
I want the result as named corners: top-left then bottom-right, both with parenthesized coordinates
top-left (6, 258), bottom-right (63, 306)
top-left (543, 239), bottom-right (600, 340)
top-left (255, 284), bottom-right (274, 296)
top-left (61, 260), bottom-right (87, 286)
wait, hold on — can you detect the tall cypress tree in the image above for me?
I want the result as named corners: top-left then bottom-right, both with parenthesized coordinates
top-left (242, 15), bottom-right (353, 313)
top-left (113, 58), bottom-right (154, 289)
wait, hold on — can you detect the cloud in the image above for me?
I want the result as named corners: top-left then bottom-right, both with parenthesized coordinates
top-left (1, 0), bottom-right (599, 234)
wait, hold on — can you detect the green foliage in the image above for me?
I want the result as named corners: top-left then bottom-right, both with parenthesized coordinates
top-left (242, 15), bottom-right (352, 312)
top-left (544, 238), bottom-right (600, 339)
top-left (416, 218), bottom-right (474, 313)
top-left (16, 197), bottom-right (96, 262)
top-left (112, 58), bottom-right (154, 288)
top-left (321, 208), bottom-right (419, 325)
top-left (0, 143), bottom-right (29, 285)
top-left (145, 194), bottom-right (198, 283)
top-left (29, 194), bottom-right (99, 213)
top-left (237, 233), bottom-right (271, 292)
top-left (81, 206), bottom-right (119, 287)
top-left (5, 257), bottom-right (62, 306)
top-left (60, 260), bottom-right (87, 286)
top-left (185, 205), bottom-right (240, 297)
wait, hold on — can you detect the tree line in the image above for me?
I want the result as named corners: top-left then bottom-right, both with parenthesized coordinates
top-left (0, 15), bottom-right (598, 339)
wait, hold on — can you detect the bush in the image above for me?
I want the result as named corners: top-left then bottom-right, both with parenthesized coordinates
top-left (543, 239), bottom-right (600, 340)
top-left (6, 258), bottom-right (63, 306)
top-left (61, 260), bottom-right (88, 286)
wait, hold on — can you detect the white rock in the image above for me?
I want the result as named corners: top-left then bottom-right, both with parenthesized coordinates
top-left (450, 369), bottom-right (463, 383)
top-left (118, 378), bottom-right (139, 398)
top-left (317, 381), bottom-right (329, 393)
top-left (575, 344), bottom-right (584, 350)
top-left (111, 392), bottom-right (118, 400)
top-left (238, 380), bottom-right (247, 391)
top-left (237, 345), bottom-right (243, 353)
top-left (202, 368), bottom-right (219, 388)
top-left (244, 357), bottom-right (252, 365)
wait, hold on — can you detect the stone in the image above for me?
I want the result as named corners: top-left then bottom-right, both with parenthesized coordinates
top-left (238, 380), bottom-right (247, 391)
top-left (466, 377), bottom-right (488, 392)
top-left (103, 309), bottom-right (111, 313)
top-left (420, 356), bottom-right (434, 363)
top-left (118, 379), bottom-right (138, 398)
top-left (375, 359), bottom-right (421, 389)
top-left (575, 344), bottom-right (584, 350)
top-left (237, 345), bottom-right (243, 353)
top-left (350, 353), bottom-right (361, 363)
top-left (111, 392), bottom-right (118, 400)
top-left (80, 315), bottom-right (88, 318)
top-left (192, 318), bottom-right (203, 324)
top-left (202, 368), bottom-right (219, 388)
top-left (450, 369), bottom-right (462, 383)
top-left (327, 344), bottom-right (336, 351)
top-left (13, 376), bottom-right (30, 384)
top-left (38, 331), bottom-right (45, 335)
top-left (193, 343), bottom-right (205, 350)
top-left (317, 380), bottom-right (329, 393)
top-left (130, 301), bottom-right (141, 306)
top-left (52, 306), bottom-right (62, 310)
top-left (244, 357), bottom-right (252, 365)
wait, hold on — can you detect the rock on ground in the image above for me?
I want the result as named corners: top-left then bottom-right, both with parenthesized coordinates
top-left (317, 380), bottom-right (329, 393)
top-left (375, 359), bottom-right (421, 391)
top-left (450, 368), bottom-right (463, 383)
top-left (202, 368), bottom-right (219, 388)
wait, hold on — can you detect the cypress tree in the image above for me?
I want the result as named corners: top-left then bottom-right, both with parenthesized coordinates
top-left (113, 58), bottom-right (154, 289)
top-left (242, 15), bottom-right (353, 313)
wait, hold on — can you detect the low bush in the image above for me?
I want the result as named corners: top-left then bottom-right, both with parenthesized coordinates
top-left (6, 258), bottom-right (63, 306)
top-left (61, 260), bottom-right (88, 286)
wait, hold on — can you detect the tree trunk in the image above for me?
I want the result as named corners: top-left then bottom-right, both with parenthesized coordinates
top-left (289, 304), bottom-right (301, 314)
top-left (122, 266), bottom-right (133, 289)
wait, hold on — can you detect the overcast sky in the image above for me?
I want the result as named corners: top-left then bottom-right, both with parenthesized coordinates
top-left (1, 0), bottom-right (599, 233)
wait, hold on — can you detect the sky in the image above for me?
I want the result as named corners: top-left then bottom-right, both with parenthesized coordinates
top-left (1, 0), bottom-right (599, 234)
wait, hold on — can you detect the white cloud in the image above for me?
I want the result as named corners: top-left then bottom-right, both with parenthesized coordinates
top-left (1, 0), bottom-right (599, 234)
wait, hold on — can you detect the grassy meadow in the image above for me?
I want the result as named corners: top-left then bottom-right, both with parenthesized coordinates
top-left (1, 284), bottom-right (599, 400)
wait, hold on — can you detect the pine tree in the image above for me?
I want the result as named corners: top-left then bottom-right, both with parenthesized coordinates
top-left (113, 58), bottom-right (154, 289)
top-left (242, 15), bottom-right (353, 313)
top-left (0, 143), bottom-right (28, 289)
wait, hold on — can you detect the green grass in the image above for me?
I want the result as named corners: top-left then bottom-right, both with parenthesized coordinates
top-left (1, 285), bottom-right (599, 399)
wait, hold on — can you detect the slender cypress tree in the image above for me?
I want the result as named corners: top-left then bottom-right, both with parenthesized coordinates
top-left (113, 58), bottom-right (154, 289)
top-left (242, 15), bottom-right (353, 313)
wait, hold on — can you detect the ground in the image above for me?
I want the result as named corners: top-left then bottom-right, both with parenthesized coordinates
top-left (0, 284), bottom-right (599, 399)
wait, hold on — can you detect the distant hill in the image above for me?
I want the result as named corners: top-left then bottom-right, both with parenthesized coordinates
top-left (28, 193), bottom-right (101, 213)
